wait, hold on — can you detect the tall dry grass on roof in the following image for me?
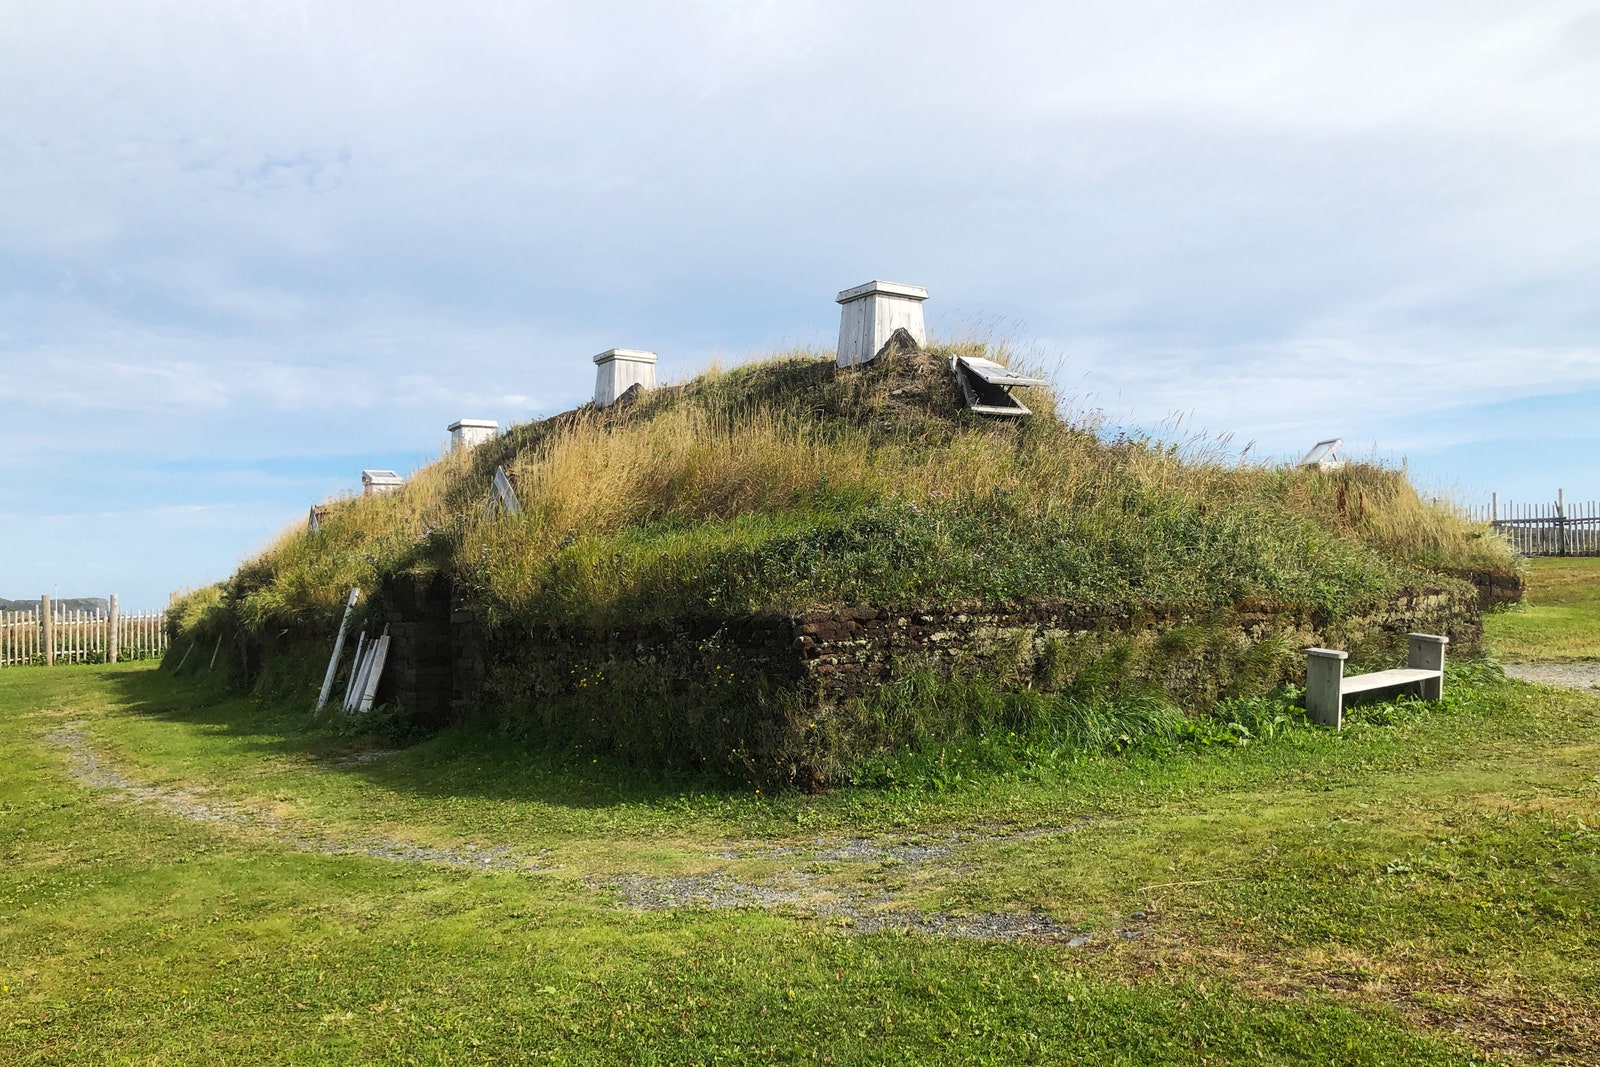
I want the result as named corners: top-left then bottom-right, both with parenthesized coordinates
top-left (204, 342), bottom-right (1515, 636)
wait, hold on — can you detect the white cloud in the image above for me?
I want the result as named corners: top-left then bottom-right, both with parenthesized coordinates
top-left (1064, 333), bottom-right (1600, 451)
top-left (1, 1), bottom-right (1597, 597)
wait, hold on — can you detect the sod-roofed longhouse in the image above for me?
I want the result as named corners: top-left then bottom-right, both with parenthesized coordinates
top-left (169, 288), bottom-right (1518, 787)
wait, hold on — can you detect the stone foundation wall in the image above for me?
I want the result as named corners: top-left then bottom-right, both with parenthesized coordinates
top-left (450, 591), bottom-right (486, 723)
top-left (792, 589), bottom-right (1482, 707)
top-left (1450, 570), bottom-right (1525, 611)
top-left (366, 582), bottom-right (1481, 782)
top-left (370, 573), bottom-right (455, 728)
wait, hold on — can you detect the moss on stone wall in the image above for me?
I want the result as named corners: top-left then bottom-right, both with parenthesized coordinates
top-left (457, 585), bottom-right (1480, 787)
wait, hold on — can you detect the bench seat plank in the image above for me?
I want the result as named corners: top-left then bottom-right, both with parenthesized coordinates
top-left (1340, 667), bottom-right (1439, 695)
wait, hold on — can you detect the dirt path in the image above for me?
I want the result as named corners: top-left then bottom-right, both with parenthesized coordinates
top-left (42, 720), bottom-right (1119, 944)
top-left (44, 721), bottom-right (549, 873)
top-left (1504, 662), bottom-right (1600, 691)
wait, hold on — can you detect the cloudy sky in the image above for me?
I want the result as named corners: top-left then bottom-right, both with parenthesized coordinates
top-left (4, 1), bottom-right (1598, 607)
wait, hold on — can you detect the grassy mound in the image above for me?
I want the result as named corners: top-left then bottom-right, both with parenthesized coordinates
top-left (210, 342), bottom-right (1511, 633)
top-left (170, 341), bottom-right (1516, 780)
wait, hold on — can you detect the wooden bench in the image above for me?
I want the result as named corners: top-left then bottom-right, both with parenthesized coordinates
top-left (1304, 633), bottom-right (1448, 729)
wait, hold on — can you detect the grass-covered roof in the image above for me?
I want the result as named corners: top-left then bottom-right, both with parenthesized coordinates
top-left (185, 341), bottom-right (1516, 639)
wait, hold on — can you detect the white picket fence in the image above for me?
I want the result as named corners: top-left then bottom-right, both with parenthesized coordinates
top-left (1469, 491), bottom-right (1600, 558)
top-left (0, 599), bottom-right (168, 667)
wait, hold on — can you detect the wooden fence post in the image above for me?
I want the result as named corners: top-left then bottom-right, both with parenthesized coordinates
top-left (108, 595), bottom-right (119, 663)
top-left (41, 595), bottom-right (53, 667)
top-left (1559, 489), bottom-right (1568, 557)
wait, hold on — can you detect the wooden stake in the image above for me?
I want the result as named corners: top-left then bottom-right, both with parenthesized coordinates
top-left (317, 588), bottom-right (361, 711)
top-left (341, 631), bottom-right (368, 712)
top-left (356, 627), bottom-right (392, 714)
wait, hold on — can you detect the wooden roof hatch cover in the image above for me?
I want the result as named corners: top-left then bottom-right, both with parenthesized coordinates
top-left (951, 356), bottom-right (1047, 417)
top-left (1297, 439), bottom-right (1345, 471)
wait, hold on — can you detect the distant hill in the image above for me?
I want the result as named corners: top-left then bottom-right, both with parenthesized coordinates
top-left (0, 597), bottom-right (111, 615)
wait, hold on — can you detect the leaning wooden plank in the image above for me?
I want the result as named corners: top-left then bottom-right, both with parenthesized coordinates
top-left (317, 588), bottom-right (361, 710)
top-left (489, 465), bottom-right (522, 516)
top-left (355, 634), bottom-right (391, 714)
top-left (345, 627), bottom-right (388, 714)
top-left (343, 640), bottom-right (373, 714)
top-left (341, 631), bottom-right (368, 712)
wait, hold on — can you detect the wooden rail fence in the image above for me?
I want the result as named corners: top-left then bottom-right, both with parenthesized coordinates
top-left (1470, 491), bottom-right (1600, 557)
top-left (0, 595), bottom-right (168, 668)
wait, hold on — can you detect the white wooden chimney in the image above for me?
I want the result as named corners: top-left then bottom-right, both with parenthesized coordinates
top-left (448, 419), bottom-right (498, 452)
top-left (836, 281), bottom-right (929, 367)
top-left (361, 470), bottom-right (403, 496)
top-left (594, 349), bottom-right (657, 407)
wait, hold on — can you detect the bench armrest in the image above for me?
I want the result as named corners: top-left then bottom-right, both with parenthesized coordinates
top-left (1406, 633), bottom-right (1448, 672)
top-left (1304, 647), bottom-right (1348, 729)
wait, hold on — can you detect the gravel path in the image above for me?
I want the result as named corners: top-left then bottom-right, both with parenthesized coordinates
top-left (43, 720), bottom-right (1123, 944)
top-left (594, 871), bottom-right (1117, 944)
top-left (712, 823), bottom-right (1076, 863)
top-left (1503, 663), bottom-right (1600, 691)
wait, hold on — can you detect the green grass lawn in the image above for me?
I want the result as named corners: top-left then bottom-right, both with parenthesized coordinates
top-left (3, 660), bottom-right (1597, 1065)
top-left (1484, 557), bottom-right (1600, 662)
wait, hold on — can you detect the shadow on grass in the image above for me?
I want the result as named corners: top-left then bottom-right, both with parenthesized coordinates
top-left (101, 663), bottom-right (753, 812)
top-left (96, 658), bottom-right (1530, 821)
